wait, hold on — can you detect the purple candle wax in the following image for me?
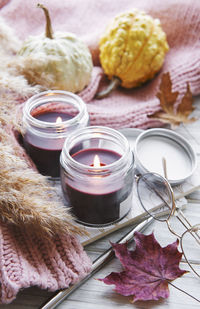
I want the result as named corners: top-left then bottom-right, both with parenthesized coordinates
top-left (72, 148), bottom-right (119, 166)
top-left (34, 111), bottom-right (72, 122)
top-left (24, 111), bottom-right (73, 177)
top-left (62, 148), bottom-right (132, 225)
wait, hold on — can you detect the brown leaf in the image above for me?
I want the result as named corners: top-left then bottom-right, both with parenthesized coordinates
top-left (177, 83), bottom-right (195, 118)
top-left (149, 72), bottom-right (196, 126)
top-left (156, 72), bottom-right (179, 114)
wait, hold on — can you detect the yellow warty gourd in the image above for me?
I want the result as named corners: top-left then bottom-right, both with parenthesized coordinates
top-left (97, 9), bottom-right (169, 98)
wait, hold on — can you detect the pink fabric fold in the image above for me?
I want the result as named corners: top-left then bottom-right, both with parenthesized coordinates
top-left (1, 0), bottom-right (200, 128)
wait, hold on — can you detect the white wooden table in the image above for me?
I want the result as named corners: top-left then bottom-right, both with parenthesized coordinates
top-left (2, 96), bottom-right (200, 309)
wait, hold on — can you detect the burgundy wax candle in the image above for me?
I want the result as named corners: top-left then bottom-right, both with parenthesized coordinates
top-left (24, 111), bottom-right (73, 177)
top-left (60, 126), bottom-right (134, 227)
top-left (22, 91), bottom-right (89, 177)
top-left (64, 149), bottom-right (128, 225)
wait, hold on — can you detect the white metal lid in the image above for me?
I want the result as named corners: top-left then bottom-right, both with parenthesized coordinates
top-left (134, 128), bottom-right (197, 185)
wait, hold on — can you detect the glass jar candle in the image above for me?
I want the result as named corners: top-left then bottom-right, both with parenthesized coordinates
top-left (60, 126), bottom-right (134, 227)
top-left (22, 90), bottom-right (89, 177)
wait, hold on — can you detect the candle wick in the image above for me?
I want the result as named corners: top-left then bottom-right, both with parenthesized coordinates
top-left (90, 162), bottom-right (106, 167)
top-left (56, 117), bottom-right (64, 133)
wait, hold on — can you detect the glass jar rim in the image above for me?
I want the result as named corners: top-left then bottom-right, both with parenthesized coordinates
top-left (23, 90), bottom-right (87, 129)
top-left (60, 126), bottom-right (132, 175)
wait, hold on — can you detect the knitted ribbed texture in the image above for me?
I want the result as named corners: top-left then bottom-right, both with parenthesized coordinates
top-left (1, 0), bottom-right (200, 129)
top-left (0, 223), bottom-right (92, 304)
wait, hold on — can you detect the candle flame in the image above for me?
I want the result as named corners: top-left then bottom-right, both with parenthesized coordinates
top-left (56, 116), bottom-right (62, 124)
top-left (93, 155), bottom-right (101, 168)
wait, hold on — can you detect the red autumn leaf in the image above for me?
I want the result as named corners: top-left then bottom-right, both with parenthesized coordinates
top-left (100, 232), bottom-right (187, 302)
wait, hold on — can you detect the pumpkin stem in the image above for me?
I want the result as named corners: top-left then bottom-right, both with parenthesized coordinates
top-left (95, 76), bottom-right (121, 99)
top-left (37, 3), bottom-right (53, 39)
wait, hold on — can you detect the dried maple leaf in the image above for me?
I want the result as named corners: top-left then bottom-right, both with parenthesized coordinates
top-left (149, 72), bottom-right (196, 126)
top-left (157, 72), bottom-right (179, 114)
top-left (100, 232), bottom-right (187, 302)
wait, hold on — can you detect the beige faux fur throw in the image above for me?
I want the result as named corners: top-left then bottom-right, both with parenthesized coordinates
top-left (0, 18), bottom-right (83, 237)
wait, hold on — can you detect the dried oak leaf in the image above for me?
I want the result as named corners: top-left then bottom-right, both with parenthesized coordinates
top-left (149, 72), bottom-right (196, 126)
top-left (100, 232), bottom-right (187, 302)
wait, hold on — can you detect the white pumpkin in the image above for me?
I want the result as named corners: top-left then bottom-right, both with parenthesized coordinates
top-left (18, 4), bottom-right (93, 93)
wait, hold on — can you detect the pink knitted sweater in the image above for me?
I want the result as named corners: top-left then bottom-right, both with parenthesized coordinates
top-left (0, 223), bottom-right (92, 304)
top-left (0, 0), bottom-right (200, 304)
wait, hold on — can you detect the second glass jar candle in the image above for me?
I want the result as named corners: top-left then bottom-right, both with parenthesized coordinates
top-left (60, 126), bottom-right (134, 226)
top-left (22, 90), bottom-right (89, 177)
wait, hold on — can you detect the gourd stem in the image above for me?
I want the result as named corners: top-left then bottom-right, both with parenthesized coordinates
top-left (37, 3), bottom-right (53, 39)
top-left (95, 77), bottom-right (121, 99)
